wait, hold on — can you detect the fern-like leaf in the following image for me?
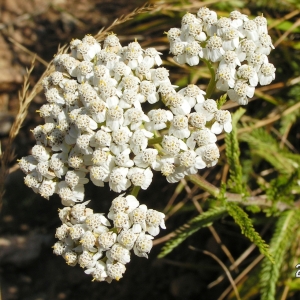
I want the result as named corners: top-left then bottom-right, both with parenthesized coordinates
top-left (260, 210), bottom-right (299, 300)
top-left (240, 128), bottom-right (300, 175)
top-left (158, 207), bottom-right (227, 258)
top-left (225, 108), bottom-right (247, 194)
top-left (226, 202), bottom-right (273, 262)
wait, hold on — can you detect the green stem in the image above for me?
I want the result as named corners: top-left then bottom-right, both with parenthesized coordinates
top-left (148, 137), bottom-right (163, 145)
top-left (203, 59), bottom-right (216, 99)
top-left (185, 174), bottom-right (291, 209)
top-left (185, 174), bottom-right (219, 198)
top-left (131, 185), bottom-right (141, 198)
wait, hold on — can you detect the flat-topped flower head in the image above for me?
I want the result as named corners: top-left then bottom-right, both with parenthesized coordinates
top-left (143, 47), bottom-right (162, 67)
top-left (32, 145), bottom-right (50, 162)
top-left (211, 110), bottom-right (232, 134)
top-left (241, 20), bottom-right (259, 41)
top-left (106, 243), bottom-right (130, 265)
top-left (64, 251), bottom-right (78, 267)
top-left (254, 15), bottom-right (268, 34)
top-left (229, 11), bottom-right (248, 28)
top-left (127, 167), bottom-right (153, 190)
top-left (85, 213), bottom-right (111, 232)
top-left (169, 115), bottom-right (190, 139)
top-left (237, 64), bottom-right (258, 86)
top-left (196, 143), bottom-right (220, 167)
top-left (146, 209), bottom-right (166, 236)
top-left (53, 241), bottom-right (67, 256)
top-left (98, 231), bottom-right (117, 251)
top-left (166, 28), bottom-right (182, 43)
top-left (165, 93), bottom-right (191, 115)
top-left (216, 66), bottom-right (236, 91)
top-left (258, 63), bottom-right (276, 85)
top-left (69, 224), bottom-right (86, 240)
top-left (178, 84), bottom-right (206, 107)
top-left (80, 231), bottom-right (97, 251)
top-left (85, 261), bottom-right (107, 282)
top-left (197, 7), bottom-right (212, 21)
top-left (70, 201), bottom-right (92, 223)
top-left (257, 33), bottom-right (275, 55)
top-left (106, 106), bottom-right (124, 131)
top-left (178, 149), bottom-right (206, 174)
top-left (216, 17), bottom-right (232, 36)
top-left (195, 99), bottom-right (218, 121)
top-left (162, 135), bottom-right (187, 155)
top-left (204, 35), bottom-right (225, 62)
top-left (185, 41), bottom-right (203, 66)
top-left (151, 67), bottom-right (171, 87)
top-left (188, 22), bottom-right (206, 41)
top-left (117, 229), bottom-right (137, 250)
top-left (134, 148), bottom-right (158, 169)
top-left (18, 156), bottom-right (37, 174)
top-left (129, 129), bottom-right (152, 155)
top-left (108, 194), bottom-right (139, 217)
top-left (90, 165), bottom-right (110, 187)
top-left (133, 232), bottom-right (153, 258)
top-left (187, 128), bottom-right (217, 149)
top-left (106, 261), bottom-right (126, 281)
top-left (103, 33), bottom-right (122, 53)
top-left (39, 179), bottom-right (57, 200)
top-left (65, 170), bottom-right (89, 190)
top-left (91, 129), bottom-right (112, 148)
top-left (78, 251), bottom-right (95, 269)
top-left (227, 80), bottom-right (255, 105)
top-left (188, 112), bottom-right (207, 129)
top-left (109, 167), bottom-right (131, 193)
top-left (146, 109), bottom-right (173, 131)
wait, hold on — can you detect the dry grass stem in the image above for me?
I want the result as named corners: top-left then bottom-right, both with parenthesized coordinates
top-left (94, 3), bottom-right (157, 42)
top-left (192, 197), bottom-right (237, 268)
top-left (189, 247), bottom-right (241, 300)
top-left (8, 37), bottom-right (49, 67)
top-left (218, 254), bottom-right (264, 300)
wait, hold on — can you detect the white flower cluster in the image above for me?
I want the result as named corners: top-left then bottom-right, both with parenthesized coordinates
top-left (19, 32), bottom-right (233, 203)
top-left (18, 8), bottom-right (276, 283)
top-left (53, 195), bottom-right (165, 282)
top-left (167, 8), bottom-right (276, 105)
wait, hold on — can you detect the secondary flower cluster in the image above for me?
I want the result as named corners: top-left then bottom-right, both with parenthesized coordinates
top-left (19, 32), bottom-right (232, 205)
top-left (53, 195), bottom-right (165, 282)
top-left (167, 8), bottom-right (276, 104)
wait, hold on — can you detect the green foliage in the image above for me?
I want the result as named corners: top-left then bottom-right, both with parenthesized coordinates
top-left (158, 206), bottom-right (227, 258)
top-left (249, 0), bottom-right (300, 10)
top-left (216, 93), bottom-right (228, 109)
top-left (225, 108), bottom-right (247, 194)
top-left (279, 86), bottom-right (300, 135)
top-left (226, 202), bottom-right (273, 262)
top-left (265, 170), bottom-right (300, 205)
top-left (260, 210), bottom-right (300, 300)
top-left (240, 128), bottom-right (300, 175)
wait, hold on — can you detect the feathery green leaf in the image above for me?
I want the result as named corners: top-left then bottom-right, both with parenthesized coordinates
top-left (225, 108), bottom-right (247, 194)
top-left (226, 202), bottom-right (273, 262)
top-left (240, 128), bottom-right (300, 175)
top-left (260, 210), bottom-right (299, 300)
top-left (158, 206), bottom-right (227, 258)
